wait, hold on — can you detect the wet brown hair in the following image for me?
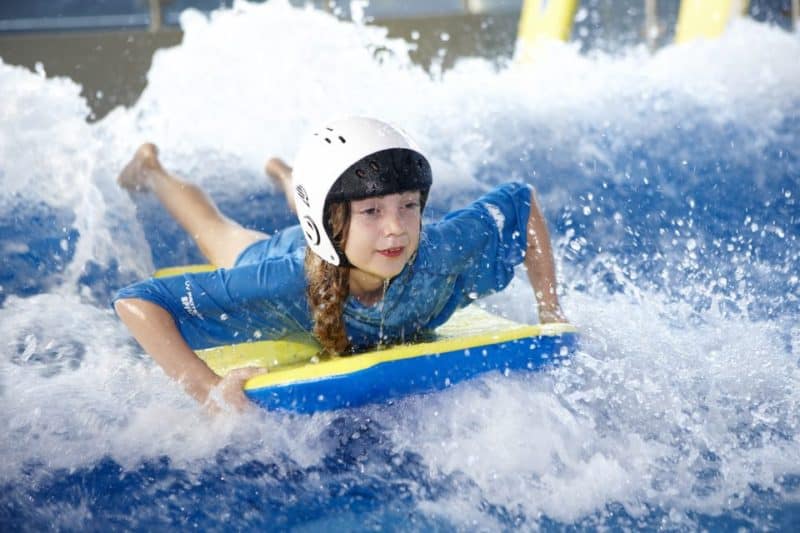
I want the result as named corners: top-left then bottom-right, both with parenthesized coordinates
top-left (304, 201), bottom-right (351, 354)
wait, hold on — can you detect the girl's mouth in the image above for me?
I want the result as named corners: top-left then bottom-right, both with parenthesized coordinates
top-left (378, 247), bottom-right (404, 258)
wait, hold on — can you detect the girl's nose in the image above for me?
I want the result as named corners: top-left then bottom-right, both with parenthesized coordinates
top-left (383, 208), bottom-right (405, 235)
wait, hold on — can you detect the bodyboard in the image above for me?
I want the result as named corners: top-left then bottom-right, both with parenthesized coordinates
top-left (155, 265), bottom-right (578, 412)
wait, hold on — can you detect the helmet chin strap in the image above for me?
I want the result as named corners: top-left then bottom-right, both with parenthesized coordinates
top-left (334, 246), bottom-right (351, 268)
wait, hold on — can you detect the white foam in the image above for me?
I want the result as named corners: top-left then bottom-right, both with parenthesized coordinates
top-left (0, 291), bottom-right (333, 480)
top-left (382, 291), bottom-right (800, 525)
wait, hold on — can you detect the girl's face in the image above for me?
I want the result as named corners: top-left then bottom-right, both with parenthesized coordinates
top-left (345, 190), bottom-right (422, 286)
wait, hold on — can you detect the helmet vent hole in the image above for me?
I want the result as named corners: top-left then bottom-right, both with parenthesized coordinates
top-left (326, 127), bottom-right (333, 131)
top-left (338, 136), bottom-right (346, 143)
top-left (355, 169), bottom-right (366, 178)
top-left (369, 161), bottom-right (380, 171)
top-left (324, 137), bottom-right (332, 144)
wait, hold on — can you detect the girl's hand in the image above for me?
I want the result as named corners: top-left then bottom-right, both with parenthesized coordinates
top-left (206, 367), bottom-right (268, 413)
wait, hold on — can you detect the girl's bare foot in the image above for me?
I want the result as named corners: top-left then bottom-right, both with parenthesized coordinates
top-left (265, 157), bottom-right (296, 213)
top-left (117, 143), bottom-right (164, 192)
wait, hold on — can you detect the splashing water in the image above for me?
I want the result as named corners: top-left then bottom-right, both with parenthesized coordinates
top-left (1, 1), bottom-right (799, 529)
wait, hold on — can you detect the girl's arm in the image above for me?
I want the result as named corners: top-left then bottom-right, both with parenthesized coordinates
top-left (115, 298), bottom-right (263, 410)
top-left (524, 188), bottom-right (567, 323)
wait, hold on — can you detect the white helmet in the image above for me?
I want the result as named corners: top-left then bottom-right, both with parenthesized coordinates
top-left (292, 117), bottom-right (432, 266)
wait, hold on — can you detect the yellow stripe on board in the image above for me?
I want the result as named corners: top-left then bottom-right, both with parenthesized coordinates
top-left (240, 320), bottom-right (577, 391)
top-left (193, 305), bottom-right (577, 388)
top-left (675, 0), bottom-right (749, 43)
top-left (199, 334), bottom-right (320, 375)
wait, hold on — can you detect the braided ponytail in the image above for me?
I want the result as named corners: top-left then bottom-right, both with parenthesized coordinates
top-left (305, 202), bottom-right (351, 354)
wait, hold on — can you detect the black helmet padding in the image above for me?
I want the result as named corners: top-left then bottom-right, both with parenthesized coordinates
top-left (326, 148), bottom-right (432, 205)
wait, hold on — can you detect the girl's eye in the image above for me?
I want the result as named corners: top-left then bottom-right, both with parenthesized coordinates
top-left (360, 207), bottom-right (378, 216)
top-left (404, 201), bottom-right (420, 210)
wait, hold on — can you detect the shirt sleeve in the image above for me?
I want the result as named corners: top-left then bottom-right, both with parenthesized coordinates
top-left (112, 252), bottom-right (308, 350)
top-left (421, 181), bottom-right (532, 307)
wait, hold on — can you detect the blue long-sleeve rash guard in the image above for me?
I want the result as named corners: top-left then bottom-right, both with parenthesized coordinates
top-left (113, 182), bottom-right (533, 350)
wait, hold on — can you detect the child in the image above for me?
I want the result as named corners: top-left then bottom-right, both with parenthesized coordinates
top-left (114, 117), bottom-right (565, 411)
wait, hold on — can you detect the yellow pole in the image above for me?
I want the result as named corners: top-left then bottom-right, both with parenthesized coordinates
top-left (516, 0), bottom-right (579, 63)
top-left (675, 0), bottom-right (750, 43)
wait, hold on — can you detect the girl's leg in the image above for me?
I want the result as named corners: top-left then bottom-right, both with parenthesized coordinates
top-left (118, 143), bottom-right (267, 269)
top-left (265, 157), bottom-right (296, 213)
